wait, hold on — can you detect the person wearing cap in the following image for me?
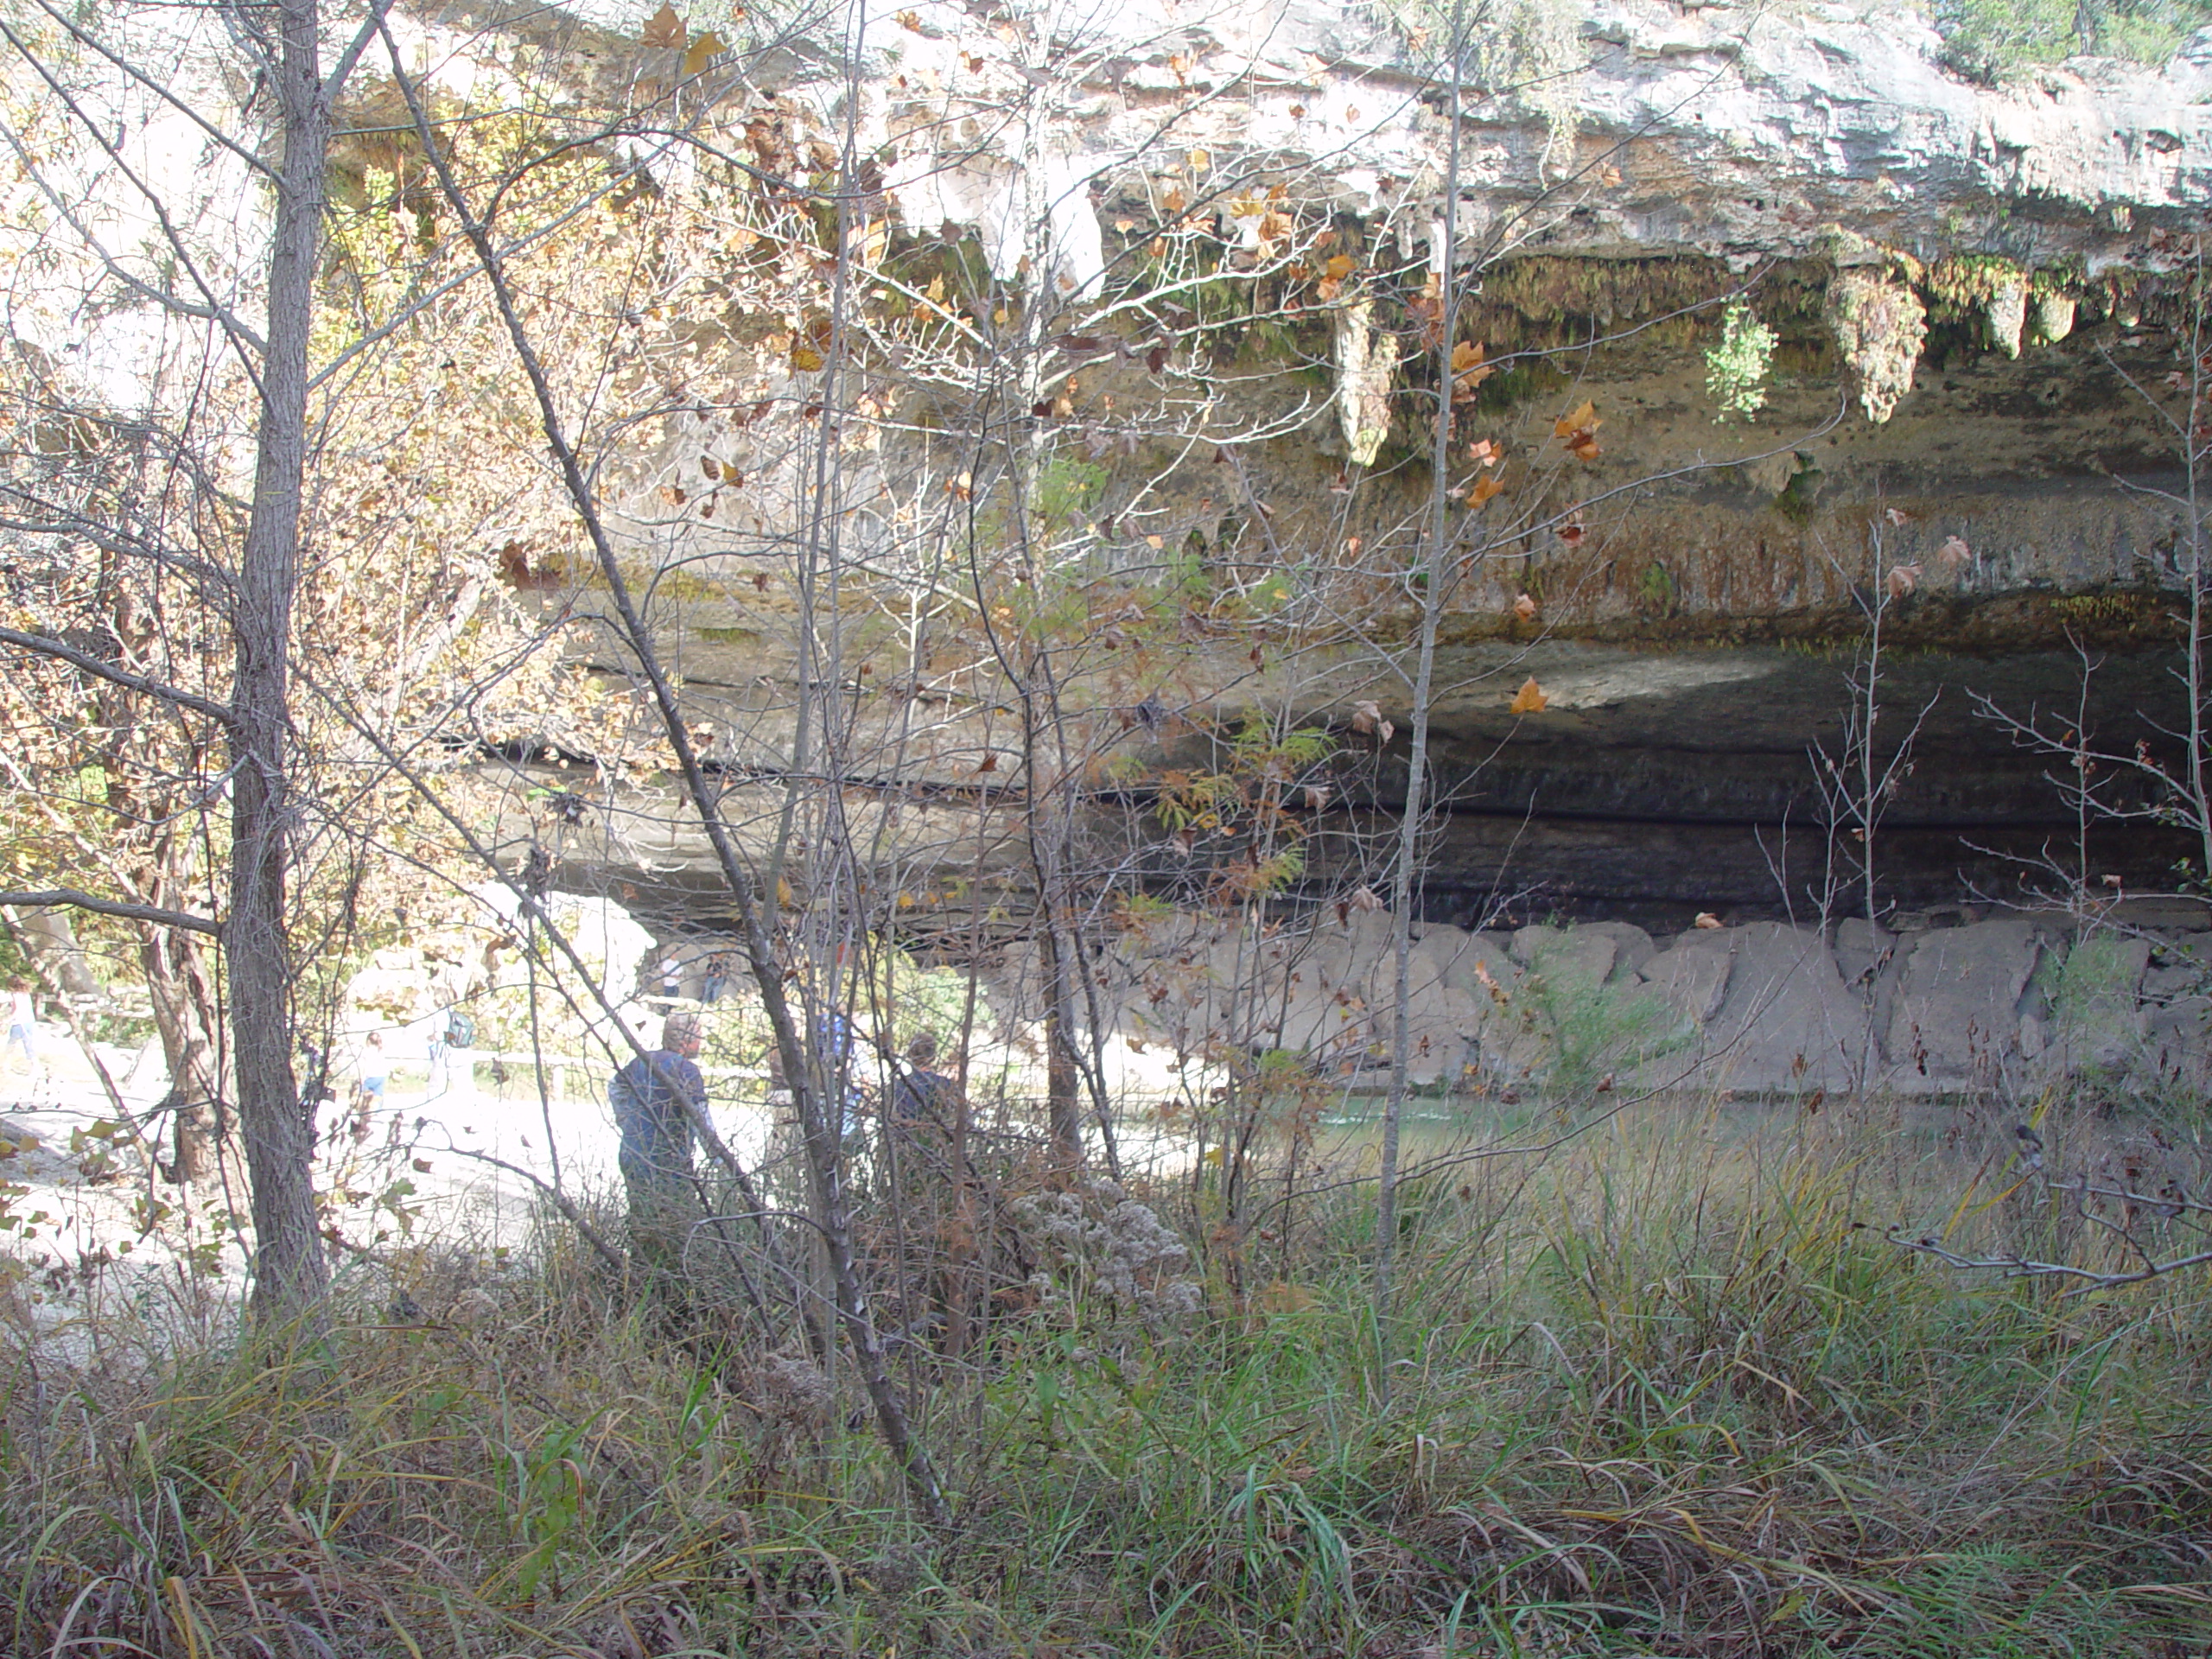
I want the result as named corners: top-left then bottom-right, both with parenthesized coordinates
top-left (609, 1013), bottom-right (707, 1297)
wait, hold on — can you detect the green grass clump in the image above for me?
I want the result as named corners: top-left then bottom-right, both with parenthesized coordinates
top-left (3, 1101), bottom-right (2209, 1656)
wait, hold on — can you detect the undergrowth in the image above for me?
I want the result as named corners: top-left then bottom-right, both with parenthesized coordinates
top-left (3, 1101), bottom-right (2209, 1657)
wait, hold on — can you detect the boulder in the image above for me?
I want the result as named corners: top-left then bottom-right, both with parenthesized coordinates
top-left (1831, 918), bottom-right (1897, 989)
top-left (1511, 925), bottom-right (1618, 988)
top-left (2040, 932), bottom-right (2151, 1075)
top-left (2142, 995), bottom-right (2212, 1085)
top-left (1885, 918), bottom-right (2043, 1084)
top-left (1641, 936), bottom-right (1733, 1026)
top-left (1703, 923), bottom-right (1866, 1092)
top-left (1578, 921), bottom-right (1657, 980)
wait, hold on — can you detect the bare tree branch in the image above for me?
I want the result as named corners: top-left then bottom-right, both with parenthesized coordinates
top-left (0, 889), bottom-right (219, 935)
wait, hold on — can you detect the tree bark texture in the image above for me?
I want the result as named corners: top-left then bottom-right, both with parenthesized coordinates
top-left (230, 0), bottom-right (330, 1318)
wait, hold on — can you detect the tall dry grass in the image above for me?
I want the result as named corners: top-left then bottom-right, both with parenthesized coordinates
top-left (3, 1093), bottom-right (2208, 1657)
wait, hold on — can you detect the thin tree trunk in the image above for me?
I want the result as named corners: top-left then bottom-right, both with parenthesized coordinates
top-left (142, 912), bottom-right (224, 1180)
top-left (229, 0), bottom-right (330, 1319)
top-left (382, 30), bottom-right (947, 1521)
top-left (1037, 897), bottom-right (1085, 1172)
top-left (1374, 20), bottom-right (1465, 1387)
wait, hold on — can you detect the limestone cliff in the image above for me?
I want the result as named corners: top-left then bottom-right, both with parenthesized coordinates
top-left (500, 0), bottom-right (2212, 930)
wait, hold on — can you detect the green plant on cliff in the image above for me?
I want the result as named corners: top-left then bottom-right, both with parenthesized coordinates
top-left (1705, 299), bottom-right (1777, 422)
top-left (1936, 0), bottom-right (2212, 76)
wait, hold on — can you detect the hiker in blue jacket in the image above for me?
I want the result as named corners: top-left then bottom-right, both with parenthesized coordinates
top-left (609, 1013), bottom-right (706, 1295)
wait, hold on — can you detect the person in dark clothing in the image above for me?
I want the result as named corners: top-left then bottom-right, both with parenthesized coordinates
top-left (609, 1013), bottom-right (706, 1296)
top-left (891, 1031), bottom-right (953, 1128)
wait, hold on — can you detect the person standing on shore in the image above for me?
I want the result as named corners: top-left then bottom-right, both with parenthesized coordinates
top-left (609, 1013), bottom-right (707, 1302)
top-left (4, 978), bottom-right (37, 1076)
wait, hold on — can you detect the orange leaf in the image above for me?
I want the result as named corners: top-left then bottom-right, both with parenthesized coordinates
top-left (1509, 677), bottom-right (1548, 715)
top-left (1556, 521), bottom-right (1586, 545)
top-left (1450, 340), bottom-right (1494, 402)
top-left (1323, 253), bottom-right (1356, 282)
top-left (1513, 593), bottom-right (1538, 621)
top-left (1469, 474), bottom-right (1504, 505)
top-left (1694, 912), bottom-right (1723, 929)
top-left (1554, 400), bottom-right (1602, 461)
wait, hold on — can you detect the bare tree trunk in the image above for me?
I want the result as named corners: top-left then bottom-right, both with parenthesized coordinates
top-left (1374, 20), bottom-right (1466, 1384)
top-left (142, 909), bottom-right (224, 1181)
top-left (1036, 894), bottom-right (1085, 1172)
top-left (229, 0), bottom-right (330, 1319)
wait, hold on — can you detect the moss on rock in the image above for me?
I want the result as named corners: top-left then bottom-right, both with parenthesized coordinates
top-left (1825, 270), bottom-right (1928, 424)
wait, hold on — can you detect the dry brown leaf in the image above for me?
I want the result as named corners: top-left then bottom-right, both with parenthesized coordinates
top-left (641, 1), bottom-right (685, 48)
top-left (1938, 534), bottom-right (1971, 568)
top-left (1885, 562), bottom-right (1923, 599)
top-left (1513, 593), bottom-right (1538, 621)
top-left (1694, 912), bottom-right (1723, 929)
top-left (1509, 677), bottom-right (1548, 715)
